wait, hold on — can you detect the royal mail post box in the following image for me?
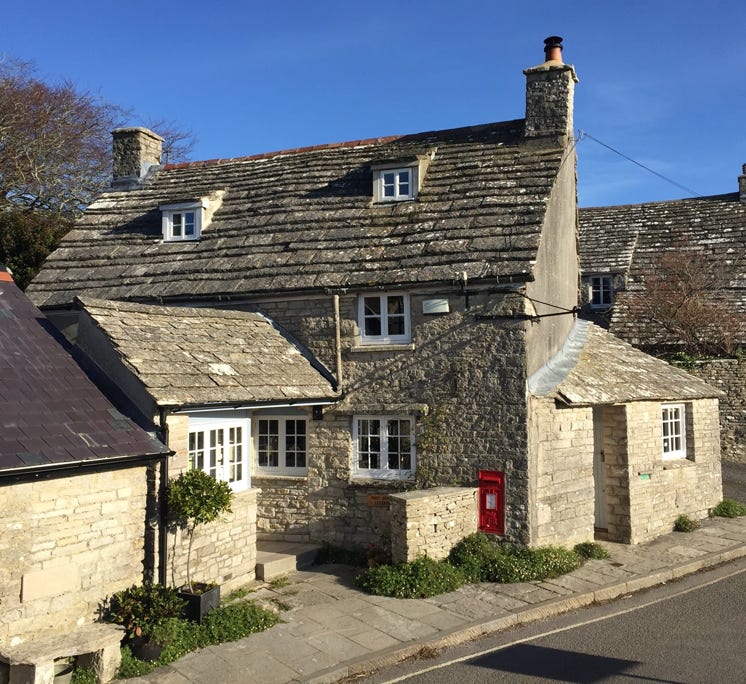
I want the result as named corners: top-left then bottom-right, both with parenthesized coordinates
top-left (478, 470), bottom-right (505, 535)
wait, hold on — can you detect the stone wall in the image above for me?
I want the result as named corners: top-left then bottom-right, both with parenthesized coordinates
top-left (603, 399), bottom-right (722, 544)
top-left (528, 397), bottom-right (595, 546)
top-left (389, 487), bottom-right (477, 564)
top-left (254, 477), bottom-right (310, 541)
top-left (686, 359), bottom-right (746, 464)
top-left (255, 287), bottom-right (534, 545)
top-left (167, 488), bottom-right (258, 593)
top-left (0, 465), bottom-right (153, 646)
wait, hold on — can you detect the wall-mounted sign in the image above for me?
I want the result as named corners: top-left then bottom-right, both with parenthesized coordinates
top-left (367, 494), bottom-right (390, 508)
top-left (422, 298), bottom-right (449, 315)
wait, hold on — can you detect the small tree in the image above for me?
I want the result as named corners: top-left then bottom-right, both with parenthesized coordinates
top-left (167, 470), bottom-right (233, 592)
top-left (626, 244), bottom-right (745, 358)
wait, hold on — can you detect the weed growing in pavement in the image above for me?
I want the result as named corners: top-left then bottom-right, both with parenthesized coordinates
top-left (711, 498), bottom-right (746, 518)
top-left (673, 514), bottom-right (700, 532)
top-left (268, 575), bottom-right (290, 589)
top-left (355, 556), bottom-right (464, 599)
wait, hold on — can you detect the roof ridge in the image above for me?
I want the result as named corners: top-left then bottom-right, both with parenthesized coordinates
top-left (580, 192), bottom-right (740, 212)
top-left (164, 120), bottom-right (518, 170)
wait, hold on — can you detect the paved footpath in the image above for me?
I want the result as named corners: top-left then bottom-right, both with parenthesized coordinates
top-left (128, 516), bottom-right (746, 684)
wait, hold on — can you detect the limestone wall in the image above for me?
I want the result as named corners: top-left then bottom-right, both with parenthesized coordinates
top-left (389, 487), bottom-right (477, 563)
top-left (167, 488), bottom-right (258, 593)
top-left (254, 477), bottom-right (310, 541)
top-left (686, 359), bottom-right (746, 464)
top-left (0, 466), bottom-right (153, 646)
top-left (606, 399), bottom-right (722, 544)
top-left (254, 288), bottom-right (534, 545)
top-left (528, 397), bottom-right (595, 546)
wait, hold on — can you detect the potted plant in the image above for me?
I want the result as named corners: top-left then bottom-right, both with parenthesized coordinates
top-left (106, 583), bottom-right (186, 658)
top-left (167, 469), bottom-right (233, 623)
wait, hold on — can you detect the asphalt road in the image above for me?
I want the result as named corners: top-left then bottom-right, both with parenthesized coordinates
top-left (363, 558), bottom-right (746, 684)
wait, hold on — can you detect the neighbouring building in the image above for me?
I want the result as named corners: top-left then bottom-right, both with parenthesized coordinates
top-left (26, 38), bottom-right (723, 563)
top-left (579, 166), bottom-right (746, 463)
top-left (0, 267), bottom-right (170, 647)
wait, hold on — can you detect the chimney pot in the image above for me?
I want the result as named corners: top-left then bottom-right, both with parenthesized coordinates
top-left (738, 163), bottom-right (746, 205)
top-left (544, 35), bottom-right (563, 63)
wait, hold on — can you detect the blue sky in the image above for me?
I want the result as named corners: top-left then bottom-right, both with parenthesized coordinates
top-left (2, 1), bottom-right (744, 207)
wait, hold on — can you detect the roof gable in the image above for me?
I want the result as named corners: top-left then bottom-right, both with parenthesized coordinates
top-left (28, 121), bottom-right (567, 308)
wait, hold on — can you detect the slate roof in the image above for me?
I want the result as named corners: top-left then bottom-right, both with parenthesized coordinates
top-left (0, 270), bottom-right (169, 474)
top-left (28, 121), bottom-right (568, 309)
top-left (579, 192), bottom-right (746, 342)
top-left (77, 298), bottom-right (338, 407)
top-left (529, 320), bottom-right (721, 405)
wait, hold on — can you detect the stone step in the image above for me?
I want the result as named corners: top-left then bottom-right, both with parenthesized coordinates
top-left (255, 542), bottom-right (321, 581)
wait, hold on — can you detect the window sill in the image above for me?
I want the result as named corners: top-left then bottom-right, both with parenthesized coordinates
top-left (661, 457), bottom-right (694, 469)
top-left (349, 477), bottom-right (415, 488)
top-left (349, 343), bottom-right (415, 353)
top-left (252, 473), bottom-right (307, 481)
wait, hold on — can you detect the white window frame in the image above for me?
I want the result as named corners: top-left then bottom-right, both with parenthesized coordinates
top-left (661, 403), bottom-right (686, 460)
top-left (188, 416), bottom-right (250, 491)
top-left (353, 415), bottom-right (415, 480)
top-left (160, 201), bottom-right (204, 242)
top-left (374, 166), bottom-right (417, 202)
top-left (253, 416), bottom-right (308, 477)
top-left (358, 293), bottom-right (411, 345)
top-left (589, 275), bottom-right (613, 308)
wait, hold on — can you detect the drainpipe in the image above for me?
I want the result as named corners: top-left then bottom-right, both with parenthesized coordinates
top-left (158, 407), bottom-right (170, 586)
top-left (333, 294), bottom-right (344, 391)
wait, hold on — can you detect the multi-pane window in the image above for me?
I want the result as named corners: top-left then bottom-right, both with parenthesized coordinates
top-left (661, 404), bottom-right (686, 459)
top-left (354, 416), bottom-right (414, 479)
top-left (359, 293), bottom-right (411, 344)
top-left (171, 211), bottom-right (196, 239)
top-left (375, 167), bottom-right (416, 202)
top-left (188, 420), bottom-right (247, 490)
top-left (161, 202), bottom-right (203, 241)
top-left (255, 418), bottom-right (307, 475)
top-left (589, 275), bottom-right (613, 308)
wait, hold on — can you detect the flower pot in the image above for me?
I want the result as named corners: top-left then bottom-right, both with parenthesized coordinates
top-left (53, 659), bottom-right (74, 684)
top-left (178, 583), bottom-right (220, 624)
top-left (130, 638), bottom-right (165, 663)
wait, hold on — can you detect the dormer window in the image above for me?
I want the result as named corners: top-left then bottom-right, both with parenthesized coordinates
top-left (160, 200), bottom-right (205, 242)
top-left (371, 152), bottom-right (433, 203)
top-left (589, 275), bottom-right (613, 308)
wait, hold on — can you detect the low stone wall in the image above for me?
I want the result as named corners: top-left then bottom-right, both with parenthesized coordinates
top-left (389, 487), bottom-right (477, 564)
top-left (168, 488), bottom-right (258, 593)
top-left (0, 465), bottom-right (153, 646)
top-left (687, 359), bottom-right (746, 464)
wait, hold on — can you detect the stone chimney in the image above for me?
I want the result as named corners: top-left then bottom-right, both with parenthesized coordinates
top-left (111, 127), bottom-right (164, 190)
top-left (739, 164), bottom-right (746, 204)
top-left (523, 36), bottom-right (578, 144)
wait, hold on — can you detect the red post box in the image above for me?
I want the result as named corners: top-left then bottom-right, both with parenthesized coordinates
top-left (478, 470), bottom-right (505, 535)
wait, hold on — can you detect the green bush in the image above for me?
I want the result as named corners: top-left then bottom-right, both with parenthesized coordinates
top-left (71, 665), bottom-right (96, 684)
top-left (574, 542), bottom-right (611, 560)
top-left (447, 532), bottom-right (496, 582)
top-left (711, 498), bottom-right (746, 518)
top-left (115, 601), bottom-right (278, 678)
top-left (355, 556), bottom-right (465, 598)
top-left (673, 514), bottom-right (700, 532)
top-left (106, 584), bottom-right (185, 638)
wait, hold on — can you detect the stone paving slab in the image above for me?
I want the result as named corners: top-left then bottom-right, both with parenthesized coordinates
top-left (125, 516), bottom-right (746, 684)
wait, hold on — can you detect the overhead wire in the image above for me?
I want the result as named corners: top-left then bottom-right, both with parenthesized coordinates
top-left (576, 130), bottom-right (702, 197)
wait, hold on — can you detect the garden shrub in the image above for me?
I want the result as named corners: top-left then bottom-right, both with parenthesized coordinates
top-left (711, 498), bottom-right (746, 518)
top-left (106, 584), bottom-right (185, 638)
top-left (574, 542), bottom-right (610, 560)
top-left (447, 532), bottom-right (496, 582)
top-left (354, 556), bottom-right (464, 598)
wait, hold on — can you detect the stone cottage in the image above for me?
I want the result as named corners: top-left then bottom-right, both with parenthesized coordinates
top-left (0, 267), bottom-right (170, 649)
top-left (27, 37), bottom-right (723, 559)
top-left (579, 167), bottom-right (746, 462)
